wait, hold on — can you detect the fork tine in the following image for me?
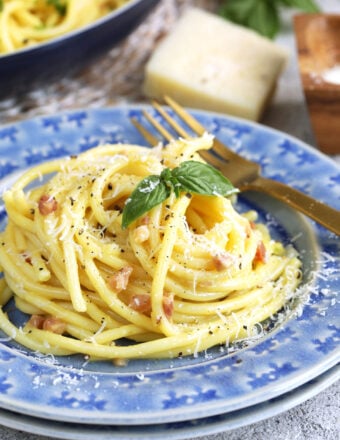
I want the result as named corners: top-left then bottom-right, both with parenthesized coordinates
top-left (152, 100), bottom-right (190, 139)
top-left (133, 113), bottom-right (226, 171)
top-left (142, 110), bottom-right (173, 142)
top-left (164, 95), bottom-right (239, 162)
top-left (131, 117), bottom-right (159, 145)
top-left (134, 100), bottom-right (241, 171)
top-left (163, 96), bottom-right (205, 136)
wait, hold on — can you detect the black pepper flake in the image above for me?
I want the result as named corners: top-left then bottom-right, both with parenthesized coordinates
top-left (185, 193), bottom-right (192, 199)
top-left (30, 208), bottom-right (35, 215)
top-left (70, 155), bottom-right (78, 159)
top-left (69, 197), bottom-right (75, 206)
top-left (108, 183), bottom-right (113, 190)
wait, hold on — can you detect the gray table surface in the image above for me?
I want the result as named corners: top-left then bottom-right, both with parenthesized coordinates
top-left (0, 0), bottom-right (339, 439)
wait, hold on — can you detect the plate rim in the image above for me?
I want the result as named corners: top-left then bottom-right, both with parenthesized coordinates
top-left (0, 364), bottom-right (338, 440)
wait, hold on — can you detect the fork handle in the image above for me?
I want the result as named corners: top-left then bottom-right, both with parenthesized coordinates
top-left (243, 176), bottom-right (340, 236)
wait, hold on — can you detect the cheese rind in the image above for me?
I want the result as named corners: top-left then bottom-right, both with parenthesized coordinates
top-left (143, 8), bottom-right (288, 121)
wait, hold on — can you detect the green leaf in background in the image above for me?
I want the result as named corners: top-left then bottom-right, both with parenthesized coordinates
top-left (218, 0), bottom-right (257, 24)
top-left (218, 0), bottom-right (320, 39)
top-left (277, 0), bottom-right (319, 12)
top-left (247, 0), bottom-right (280, 39)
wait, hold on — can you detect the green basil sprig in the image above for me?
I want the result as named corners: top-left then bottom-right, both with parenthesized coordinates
top-left (218, 0), bottom-right (320, 39)
top-left (121, 160), bottom-right (238, 229)
top-left (47, 0), bottom-right (67, 16)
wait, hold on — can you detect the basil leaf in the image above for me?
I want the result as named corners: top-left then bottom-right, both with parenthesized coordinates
top-left (248, 0), bottom-right (280, 39)
top-left (277, 0), bottom-right (319, 12)
top-left (218, 0), bottom-right (257, 24)
top-left (121, 175), bottom-right (170, 229)
top-left (218, 0), bottom-right (321, 39)
top-left (172, 161), bottom-right (239, 197)
top-left (122, 161), bottom-right (239, 229)
top-left (160, 167), bottom-right (182, 197)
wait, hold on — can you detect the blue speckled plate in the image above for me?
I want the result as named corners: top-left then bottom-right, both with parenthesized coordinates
top-left (0, 105), bottom-right (339, 426)
top-left (0, 364), bottom-right (337, 439)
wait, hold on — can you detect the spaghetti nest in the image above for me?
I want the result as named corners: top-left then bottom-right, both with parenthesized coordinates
top-left (0, 136), bottom-right (301, 361)
top-left (0, 0), bottom-right (131, 54)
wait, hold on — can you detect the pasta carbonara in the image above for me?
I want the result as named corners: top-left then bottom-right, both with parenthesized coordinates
top-left (0, 0), bottom-right (131, 55)
top-left (0, 135), bottom-right (301, 362)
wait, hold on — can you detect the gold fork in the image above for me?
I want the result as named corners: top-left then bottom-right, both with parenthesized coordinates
top-left (131, 96), bottom-right (340, 236)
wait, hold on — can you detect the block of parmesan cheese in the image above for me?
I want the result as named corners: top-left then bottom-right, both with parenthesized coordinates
top-left (143, 8), bottom-right (288, 121)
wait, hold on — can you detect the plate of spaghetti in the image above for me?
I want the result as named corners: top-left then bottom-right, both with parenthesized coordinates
top-left (0, 0), bottom-right (159, 96)
top-left (0, 106), bottom-right (338, 430)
